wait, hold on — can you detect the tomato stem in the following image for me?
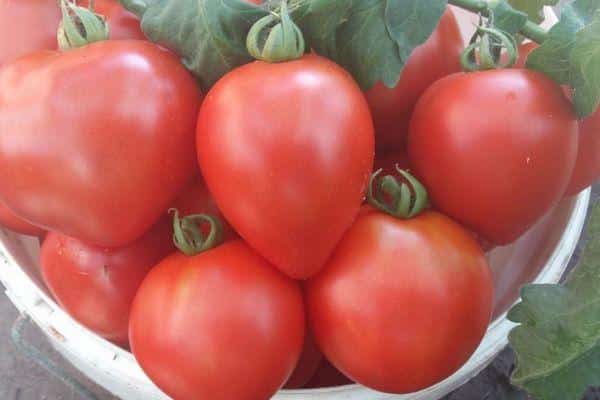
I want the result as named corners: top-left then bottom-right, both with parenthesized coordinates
top-left (170, 209), bottom-right (224, 256)
top-left (246, 0), bottom-right (305, 63)
top-left (57, 0), bottom-right (109, 50)
top-left (367, 167), bottom-right (429, 220)
top-left (448, 0), bottom-right (550, 44)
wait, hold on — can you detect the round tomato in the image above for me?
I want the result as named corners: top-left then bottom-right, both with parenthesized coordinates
top-left (129, 241), bottom-right (305, 400)
top-left (0, 0), bottom-right (143, 66)
top-left (365, 8), bottom-right (463, 153)
top-left (0, 40), bottom-right (202, 247)
top-left (40, 219), bottom-right (173, 345)
top-left (306, 210), bottom-right (493, 393)
top-left (197, 54), bottom-right (374, 279)
top-left (284, 329), bottom-right (323, 389)
top-left (408, 69), bottom-right (578, 245)
top-left (0, 202), bottom-right (44, 236)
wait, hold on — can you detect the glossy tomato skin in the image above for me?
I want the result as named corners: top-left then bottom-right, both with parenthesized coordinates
top-left (0, 202), bottom-right (44, 236)
top-left (40, 219), bottom-right (173, 345)
top-left (129, 241), bottom-right (305, 400)
top-left (0, 41), bottom-right (202, 247)
top-left (0, 0), bottom-right (143, 66)
top-left (408, 69), bottom-right (578, 245)
top-left (306, 210), bottom-right (493, 393)
top-left (365, 8), bottom-right (463, 153)
top-left (197, 55), bottom-right (374, 279)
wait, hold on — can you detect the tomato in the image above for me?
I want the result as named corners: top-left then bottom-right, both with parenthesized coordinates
top-left (306, 210), bottom-right (493, 393)
top-left (365, 8), bottom-right (463, 153)
top-left (197, 54), bottom-right (374, 279)
top-left (129, 241), bottom-right (305, 400)
top-left (40, 219), bottom-right (173, 345)
top-left (0, 0), bottom-right (143, 66)
top-left (408, 69), bottom-right (578, 245)
top-left (0, 40), bottom-right (202, 247)
top-left (0, 202), bottom-right (44, 236)
top-left (171, 178), bottom-right (238, 241)
top-left (305, 360), bottom-right (353, 388)
top-left (566, 109), bottom-right (600, 195)
top-left (508, 42), bottom-right (599, 196)
top-left (284, 329), bottom-right (323, 389)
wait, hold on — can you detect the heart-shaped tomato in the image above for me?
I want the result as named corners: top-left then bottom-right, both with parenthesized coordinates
top-left (197, 55), bottom-right (374, 279)
top-left (0, 40), bottom-right (202, 247)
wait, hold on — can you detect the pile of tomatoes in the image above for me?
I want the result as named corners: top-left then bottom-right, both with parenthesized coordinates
top-left (0, 1), bottom-right (597, 400)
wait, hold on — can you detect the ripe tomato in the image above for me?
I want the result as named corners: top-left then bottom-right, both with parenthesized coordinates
top-left (0, 0), bottom-right (143, 66)
top-left (509, 42), bottom-right (599, 196)
top-left (197, 54), bottom-right (374, 279)
top-left (40, 219), bottom-right (173, 345)
top-left (408, 69), bottom-right (578, 245)
top-left (284, 329), bottom-right (323, 389)
top-left (365, 8), bottom-right (463, 153)
top-left (0, 202), bottom-right (44, 236)
top-left (129, 241), bottom-right (305, 400)
top-left (306, 210), bottom-right (493, 393)
top-left (0, 41), bottom-right (202, 247)
top-left (374, 151), bottom-right (410, 176)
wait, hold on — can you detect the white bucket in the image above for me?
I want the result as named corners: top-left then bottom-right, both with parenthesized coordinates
top-left (0, 7), bottom-right (578, 400)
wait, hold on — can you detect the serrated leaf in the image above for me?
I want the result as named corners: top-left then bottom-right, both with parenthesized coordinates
top-left (526, 0), bottom-right (600, 117)
top-left (571, 11), bottom-right (600, 116)
top-left (298, 0), bottom-right (447, 90)
top-left (508, 199), bottom-right (600, 400)
top-left (508, 0), bottom-right (559, 23)
top-left (119, 0), bottom-right (268, 91)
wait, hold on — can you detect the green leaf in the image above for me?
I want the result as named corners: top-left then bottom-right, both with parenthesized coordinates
top-left (508, 199), bottom-right (600, 400)
top-left (526, 0), bottom-right (600, 117)
top-left (119, 0), bottom-right (268, 91)
top-left (508, 0), bottom-right (558, 23)
top-left (297, 0), bottom-right (447, 89)
top-left (571, 11), bottom-right (600, 116)
top-left (491, 1), bottom-right (529, 35)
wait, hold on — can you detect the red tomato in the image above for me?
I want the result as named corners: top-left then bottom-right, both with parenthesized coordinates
top-left (284, 329), bottom-right (323, 389)
top-left (40, 219), bottom-right (173, 345)
top-left (197, 55), bottom-right (374, 279)
top-left (0, 41), bottom-right (202, 247)
top-left (0, 202), bottom-right (44, 236)
top-left (508, 42), bottom-right (599, 196)
top-left (306, 210), bottom-right (493, 393)
top-left (129, 241), bottom-right (305, 400)
top-left (408, 69), bottom-right (578, 245)
top-left (305, 360), bottom-right (353, 388)
top-left (170, 178), bottom-right (238, 241)
top-left (0, 0), bottom-right (143, 66)
top-left (365, 9), bottom-right (463, 153)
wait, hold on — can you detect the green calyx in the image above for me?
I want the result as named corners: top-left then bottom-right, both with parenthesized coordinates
top-left (170, 209), bottom-right (224, 256)
top-left (246, 1), bottom-right (305, 63)
top-left (367, 166), bottom-right (429, 219)
top-left (57, 0), bottom-right (110, 50)
top-left (461, 18), bottom-right (519, 72)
